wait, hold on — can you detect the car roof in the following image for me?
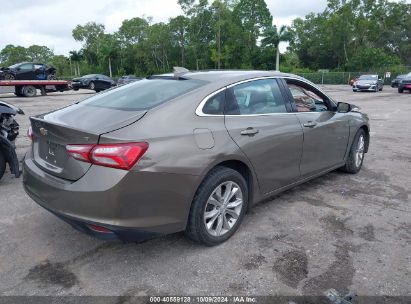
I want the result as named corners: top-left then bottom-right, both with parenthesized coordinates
top-left (154, 70), bottom-right (304, 86)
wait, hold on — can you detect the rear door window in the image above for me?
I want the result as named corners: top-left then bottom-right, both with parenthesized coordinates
top-left (81, 78), bottom-right (207, 111)
top-left (226, 79), bottom-right (288, 115)
top-left (202, 90), bottom-right (225, 115)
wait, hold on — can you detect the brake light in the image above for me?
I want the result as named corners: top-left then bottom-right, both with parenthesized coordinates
top-left (66, 142), bottom-right (148, 170)
top-left (66, 144), bottom-right (93, 162)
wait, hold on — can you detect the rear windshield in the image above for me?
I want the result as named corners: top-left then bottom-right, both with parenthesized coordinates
top-left (80, 78), bottom-right (207, 111)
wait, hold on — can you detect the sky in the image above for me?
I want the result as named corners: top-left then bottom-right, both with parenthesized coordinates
top-left (0, 0), bottom-right (408, 56)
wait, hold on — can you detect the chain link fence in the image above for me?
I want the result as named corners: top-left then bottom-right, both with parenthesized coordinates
top-left (296, 66), bottom-right (411, 85)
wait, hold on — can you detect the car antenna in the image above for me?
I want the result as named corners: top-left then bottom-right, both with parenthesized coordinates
top-left (173, 67), bottom-right (189, 79)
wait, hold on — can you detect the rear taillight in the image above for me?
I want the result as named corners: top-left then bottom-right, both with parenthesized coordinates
top-left (66, 142), bottom-right (148, 170)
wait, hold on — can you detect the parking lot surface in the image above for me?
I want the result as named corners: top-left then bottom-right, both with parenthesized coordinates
top-left (0, 86), bottom-right (410, 297)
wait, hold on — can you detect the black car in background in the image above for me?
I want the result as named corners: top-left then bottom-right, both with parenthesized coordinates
top-left (117, 75), bottom-right (142, 86)
top-left (0, 62), bottom-right (56, 80)
top-left (391, 74), bottom-right (407, 88)
top-left (398, 73), bottom-right (411, 93)
top-left (71, 74), bottom-right (116, 92)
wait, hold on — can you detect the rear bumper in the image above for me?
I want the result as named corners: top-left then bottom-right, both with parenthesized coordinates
top-left (23, 153), bottom-right (199, 241)
top-left (399, 84), bottom-right (411, 90)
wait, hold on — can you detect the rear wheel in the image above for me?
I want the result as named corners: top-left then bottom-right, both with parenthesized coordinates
top-left (186, 167), bottom-right (248, 246)
top-left (341, 129), bottom-right (366, 174)
top-left (398, 88), bottom-right (404, 93)
top-left (22, 86), bottom-right (37, 97)
top-left (0, 151), bottom-right (6, 180)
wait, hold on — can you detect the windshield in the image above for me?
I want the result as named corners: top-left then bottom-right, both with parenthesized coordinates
top-left (358, 75), bottom-right (378, 80)
top-left (9, 63), bottom-right (21, 68)
top-left (82, 74), bottom-right (98, 78)
top-left (81, 78), bottom-right (207, 111)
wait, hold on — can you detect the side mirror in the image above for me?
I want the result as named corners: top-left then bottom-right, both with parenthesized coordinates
top-left (337, 102), bottom-right (351, 113)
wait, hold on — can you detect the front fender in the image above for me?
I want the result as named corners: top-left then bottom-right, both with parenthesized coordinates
top-left (0, 136), bottom-right (20, 177)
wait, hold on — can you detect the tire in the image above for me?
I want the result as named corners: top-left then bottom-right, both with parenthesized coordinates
top-left (73, 88), bottom-right (79, 91)
top-left (22, 86), bottom-right (37, 97)
top-left (89, 81), bottom-right (95, 90)
top-left (185, 166), bottom-right (249, 246)
top-left (379, 86), bottom-right (383, 91)
top-left (341, 129), bottom-right (366, 174)
top-left (398, 88), bottom-right (404, 93)
top-left (47, 74), bottom-right (57, 80)
top-left (4, 73), bottom-right (15, 80)
top-left (0, 151), bottom-right (6, 181)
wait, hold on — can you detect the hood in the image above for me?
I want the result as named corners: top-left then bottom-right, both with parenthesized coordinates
top-left (356, 79), bottom-right (377, 85)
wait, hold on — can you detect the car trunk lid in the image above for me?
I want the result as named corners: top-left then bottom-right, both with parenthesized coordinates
top-left (31, 104), bottom-right (146, 181)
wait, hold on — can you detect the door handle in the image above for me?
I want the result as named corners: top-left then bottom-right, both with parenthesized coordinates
top-left (241, 127), bottom-right (259, 136)
top-left (303, 121), bottom-right (317, 128)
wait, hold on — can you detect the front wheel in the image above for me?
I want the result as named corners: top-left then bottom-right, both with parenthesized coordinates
top-left (341, 129), bottom-right (366, 174)
top-left (4, 73), bottom-right (15, 80)
top-left (89, 81), bottom-right (95, 90)
top-left (186, 167), bottom-right (248, 246)
top-left (398, 88), bottom-right (404, 93)
top-left (0, 151), bottom-right (6, 180)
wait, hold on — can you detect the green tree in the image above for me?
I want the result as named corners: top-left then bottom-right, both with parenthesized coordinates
top-left (262, 25), bottom-right (292, 71)
top-left (233, 0), bottom-right (272, 67)
top-left (99, 34), bottom-right (120, 77)
top-left (169, 16), bottom-right (189, 67)
top-left (0, 45), bottom-right (28, 66)
top-left (118, 17), bottom-right (150, 44)
top-left (26, 45), bottom-right (54, 62)
top-left (72, 22), bottom-right (105, 65)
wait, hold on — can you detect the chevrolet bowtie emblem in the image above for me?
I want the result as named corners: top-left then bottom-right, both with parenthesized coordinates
top-left (39, 128), bottom-right (48, 136)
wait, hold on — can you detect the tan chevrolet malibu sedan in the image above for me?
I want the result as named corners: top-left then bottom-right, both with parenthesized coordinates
top-left (23, 70), bottom-right (370, 246)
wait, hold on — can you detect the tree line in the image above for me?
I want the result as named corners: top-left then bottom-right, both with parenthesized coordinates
top-left (0, 0), bottom-right (410, 78)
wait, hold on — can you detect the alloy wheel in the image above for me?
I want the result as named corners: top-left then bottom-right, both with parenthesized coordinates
top-left (203, 181), bottom-right (243, 237)
top-left (355, 135), bottom-right (365, 168)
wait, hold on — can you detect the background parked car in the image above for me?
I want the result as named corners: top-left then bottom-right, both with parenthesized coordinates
top-left (391, 74), bottom-right (407, 88)
top-left (71, 74), bottom-right (116, 92)
top-left (0, 62), bottom-right (56, 80)
top-left (117, 75), bottom-right (142, 86)
top-left (352, 74), bottom-right (383, 92)
top-left (398, 73), bottom-right (411, 93)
